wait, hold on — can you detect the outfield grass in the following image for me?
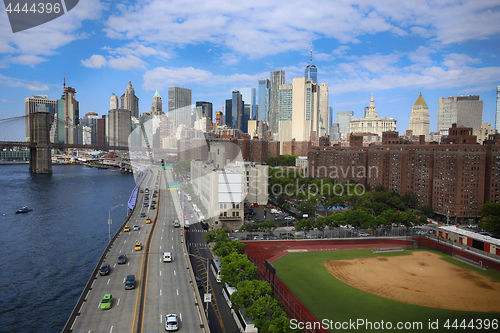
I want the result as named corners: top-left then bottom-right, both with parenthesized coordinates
top-left (274, 249), bottom-right (500, 332)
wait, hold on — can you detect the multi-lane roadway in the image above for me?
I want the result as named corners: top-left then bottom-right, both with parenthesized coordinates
top-left (70, 167), bottom-right (204, 333)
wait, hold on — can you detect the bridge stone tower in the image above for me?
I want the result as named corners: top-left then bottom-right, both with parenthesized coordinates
top-left (29, 109), bottom-right (53, 174)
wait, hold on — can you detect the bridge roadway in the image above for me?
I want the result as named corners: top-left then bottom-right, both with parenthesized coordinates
top-left (70, 167), bottom-right (203, 333)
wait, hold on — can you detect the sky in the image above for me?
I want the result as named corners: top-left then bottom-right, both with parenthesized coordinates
top-left (1, 0), bottom-right (500, 136)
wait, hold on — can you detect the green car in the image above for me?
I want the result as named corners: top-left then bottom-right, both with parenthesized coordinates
top-left (100, 294), bottom-right (112, 310)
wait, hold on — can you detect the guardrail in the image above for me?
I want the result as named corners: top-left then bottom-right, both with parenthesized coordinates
top-left (61, 171), bottom-right (145, 333)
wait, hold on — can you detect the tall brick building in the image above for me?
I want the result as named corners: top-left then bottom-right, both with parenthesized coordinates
top-left (308, 125), bottom-right (500, 223)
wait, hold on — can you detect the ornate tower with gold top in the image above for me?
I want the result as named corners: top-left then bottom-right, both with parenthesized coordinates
top-left (409, 92), bottom-right (430, 136)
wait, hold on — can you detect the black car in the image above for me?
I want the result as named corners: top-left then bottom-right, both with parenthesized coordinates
top-left (150, 204), bottom-right (156, 209)
top-left (99, 263), bottom-right (110, 276)
top-left (117, 254), bottom-right (127, 264)
top-left (140, 212), bottom-right (146, 217)
top-left (195, 276), bottom-right (203, 288)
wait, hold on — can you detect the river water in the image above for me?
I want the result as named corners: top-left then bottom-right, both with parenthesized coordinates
top-left (0, 164), bottom-right (136, 333)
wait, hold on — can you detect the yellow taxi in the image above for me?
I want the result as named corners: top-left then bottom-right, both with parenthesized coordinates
top-left (146, 217), bottom-right (151, 224)
top-left (124, 226), bottom-right (131, 232)
top-left (134, 241), bottom-right (142, 251)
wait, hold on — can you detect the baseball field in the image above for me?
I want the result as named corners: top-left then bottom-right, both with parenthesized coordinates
top-left (273, 249), bottom-right (500, 332)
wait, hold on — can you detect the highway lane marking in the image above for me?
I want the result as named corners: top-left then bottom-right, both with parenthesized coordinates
top-left (117, 298), bottom-right (120, 306)
top-left (119, 250), bottom-right (122, 253)
top-left (113, 264), bottom-right (116, 268)
top-left (177, 289), bottom-right (179, 296)
top-left (160, 289), bottom-right (162, 296)
top-left (124, 240), bottom-right (126, 243)
top-left (110, 326), bottom-right (113, 333)
top-left (123, 277), bottom-right (126, 283)
top-left (161, 236), bottom-right (163, 240)
top-left (174, 270), bottom-right (176, 276)
top-left (180, 312), bottom-right (182, 321)
top-left (107, 278), bottom-right (110, 284)
top-left (160, 271), bottom-right (162, 276)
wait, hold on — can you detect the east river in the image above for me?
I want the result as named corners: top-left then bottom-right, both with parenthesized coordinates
top-left (0, 164), bottom-right (136, 333)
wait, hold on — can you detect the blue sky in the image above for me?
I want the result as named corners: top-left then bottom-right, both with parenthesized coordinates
top-left (1, 0), bottom-right (500, 135)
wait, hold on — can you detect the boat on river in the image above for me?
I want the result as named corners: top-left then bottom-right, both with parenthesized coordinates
top-left (15, 206), bottom-right (33, 214)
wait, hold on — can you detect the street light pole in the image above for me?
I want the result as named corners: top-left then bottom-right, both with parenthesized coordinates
top-left (108, 204), bottom-right (124, 243)
top-left (185, 253), bottom-right (210, 318)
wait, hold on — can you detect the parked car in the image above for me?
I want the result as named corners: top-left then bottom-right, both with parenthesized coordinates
top-left (99, 263), bottom-right (110, 276)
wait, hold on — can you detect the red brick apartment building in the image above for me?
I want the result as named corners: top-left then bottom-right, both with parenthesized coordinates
top-left (308, 125), bottom-right (500, 223)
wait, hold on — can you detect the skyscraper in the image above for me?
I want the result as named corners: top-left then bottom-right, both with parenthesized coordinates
top-left (318, 83), bottom-right (329, 136)
top-left (168, 86), bottom-right (192, 128)
top-left (195, 101), bottom-right (213, 123)
top-left (56, 78), bottom-right (79, 144)
top-left (337, 111), bottom-right (355, 138)
top-left (225, 99), bottom-right (232, 127)
top-left (291, 77), bottom-right (319, 142)
top-left (278, 83), bottom-right (293, 143)
top-left (496, 86), bottom-right (500, 130)
top-left (120, 80), bottom-right (139, 118)
top-left (110, 93), bottom-right (118, 110)
top-left (240, 88), bottom-right (256, 121)
top-left (408, 92), bottom-right (430, 136)
top-left (258, 79), bottom-right (270, 122)
top-left (231, 90), bottom-right (244, 131)
top-left (269, 70), bottom-right (285, 134)
top-left (25, 94), bottom-right (57, 141)
top-left (437, 95), bottom-right (483, 135)
top-left (305, 43), bottom-right (318, 83)
top-left (151, 87), bottom-right (163, 115)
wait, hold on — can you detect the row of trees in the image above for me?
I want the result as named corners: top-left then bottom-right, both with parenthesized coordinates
top-left (204, 229), bottom-right (300, 333)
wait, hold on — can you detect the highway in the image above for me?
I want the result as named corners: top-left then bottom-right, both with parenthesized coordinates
top-left (69, 167), bottom-right (205, 333)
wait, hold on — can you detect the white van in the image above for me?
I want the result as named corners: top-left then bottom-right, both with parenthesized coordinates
top-left (184, 220), bottom-right (190, 229)
top-left (163, 252), bottom-right (172, 262)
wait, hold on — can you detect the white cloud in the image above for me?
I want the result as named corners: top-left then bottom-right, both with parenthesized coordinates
top-left (81, 54), bottom-right (107, 68)
top-left (10, 55), bottom-right (47, 66)
top-left (0, 0), bottom-right (105, 61)
top-left (108, 55), bottom-right (147, 70)
top-left (104, 42), bottom-right (171, 58)
top-left (325, 46), bottom-right (500, 95)
top-left (220, 53), bottom-right (240, 65)
top-left (0, 74), bottom-right (51, 91)
top-left (443, 53), bottom-right (482, 68)
top-left (142, 66), bottom-right (268, 91)
top-left (1, 99), bottom-right (15, 103)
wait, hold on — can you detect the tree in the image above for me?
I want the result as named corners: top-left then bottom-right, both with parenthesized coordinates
top-left (295, 218), bottom-right (314, 236)
top-left (231, 280), bottom-right (272, 312)
top-left (421, 205), bottom-right (434, 217)
top-left (215, 240), bottom-right (245, 257)
top-left (220, 252), bottom-right (257, 286)
top-left (478, 202), bottom-right (500, 232)
top-left (401, 192), bottom-right (419, 210)
top-left (204, 228), bottom-right (230, 253)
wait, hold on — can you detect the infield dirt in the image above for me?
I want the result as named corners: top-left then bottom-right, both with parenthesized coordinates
top-left (324, 251), bottom-right (500, 312)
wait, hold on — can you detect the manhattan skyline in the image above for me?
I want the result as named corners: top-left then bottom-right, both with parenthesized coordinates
top-left (1, 0), bottom-right (499, 134)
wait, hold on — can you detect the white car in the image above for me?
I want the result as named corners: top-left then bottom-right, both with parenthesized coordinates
top-left (163, 252), bottom-right (172, 262)
top-left (165, 314), bottom-right (178, 331)
top-left (133, 225), bottom-right (140, 231)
